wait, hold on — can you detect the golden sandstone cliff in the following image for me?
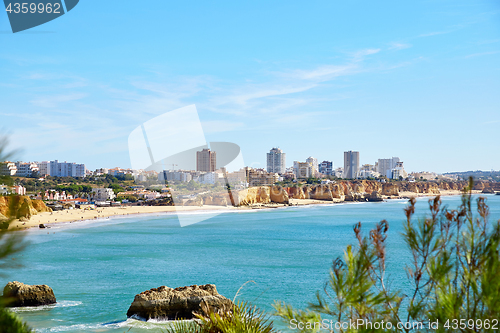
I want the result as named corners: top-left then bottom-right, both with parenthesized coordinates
top-left (183, 179), bottom-right (498, 207)
top-left (0, 196), bottom-right (52, 220)
top-left (200, 180), bottom-right (497, 206)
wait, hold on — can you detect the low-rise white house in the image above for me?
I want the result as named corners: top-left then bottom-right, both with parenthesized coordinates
top-left (15, 162), bottom-right (39, 177)
top-left (91, 188), bottom-right (116, 201)
top-left (0, 184), bottom-right (10, 195)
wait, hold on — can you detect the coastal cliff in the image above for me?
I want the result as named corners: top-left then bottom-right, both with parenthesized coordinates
top-left (224, 180), bottom-right (491, 206)
top-left (182, 180), bottom-right (496, 208)
top-left (0, 196), bottom-right (52, 220)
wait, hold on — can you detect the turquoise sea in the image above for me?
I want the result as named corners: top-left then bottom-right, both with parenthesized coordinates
top-left (3, 195), bottom-right (500, 332)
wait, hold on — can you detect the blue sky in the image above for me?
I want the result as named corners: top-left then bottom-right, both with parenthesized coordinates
top-left (1, 0), bottom-right (499, 173)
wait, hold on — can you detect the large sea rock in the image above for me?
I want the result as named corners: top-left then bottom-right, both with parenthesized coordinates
top-left (3, 281), bottom-right (56, 307)
top-left (126, 284), bottom-right (233, 320)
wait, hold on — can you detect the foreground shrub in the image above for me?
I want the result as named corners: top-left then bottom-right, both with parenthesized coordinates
top-left (165, 301), bottom-right (277, 333)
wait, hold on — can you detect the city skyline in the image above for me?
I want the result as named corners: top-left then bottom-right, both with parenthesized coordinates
top-left (1, 1), bottom-right (499, 173)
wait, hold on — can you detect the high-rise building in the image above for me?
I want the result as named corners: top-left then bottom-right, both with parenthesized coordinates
top-left (306, 157), bottom-right (318, 176)
top-left (267, 147), bottom-right (286, 174)
top-left (196, 149), bottom-right (216, 172)
top-left (343, 151), bottom-right (360, 179)
top-left (377, 157), bottom-right (400, 178)
top-left (319, 161), bottom-right (333, 175)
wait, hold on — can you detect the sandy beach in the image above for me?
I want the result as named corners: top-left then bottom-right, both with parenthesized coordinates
top-left (9, 189), bottom-right (477, 231)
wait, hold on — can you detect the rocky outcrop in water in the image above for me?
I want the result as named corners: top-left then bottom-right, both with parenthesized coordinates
top-left (126, 284), bottom-right (233, 320)
top-left (0, 196), bottom-right (51, 220)
top-left (2, 281), bottom-right (56, 307)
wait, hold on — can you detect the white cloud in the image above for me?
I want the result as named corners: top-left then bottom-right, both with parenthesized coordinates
top-left (389, 42), bottom-right (412, 50)
top-left (464, 51), bottom-right (500, 58)
top-left (418, 30), bottom-right (452, 37)
top-left (290, 64), bottom-right (357, 81)
top-left (353, 48), bottom-right (381, 58)
top-left (30, 93), bottom-right (86, 108)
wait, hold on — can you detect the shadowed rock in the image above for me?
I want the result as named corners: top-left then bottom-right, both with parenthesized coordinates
top-left (367, 191), bottom-right (384, 202)
top-left (126, 284), bottom-right (233, 320)
top-left (3, 281), bottom-right (56, 307)
top-left (270, 185), bottom-right (289, 203)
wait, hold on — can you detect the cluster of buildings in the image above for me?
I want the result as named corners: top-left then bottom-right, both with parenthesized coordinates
top-left (0, 148), bottom-right (418, 201)
top-left (340, 151), bottom-right (409, 180)
top-left (0, 160), bottom-right (87, 178)
top-left (158, 148), bottom-right (280, 188)
top-left (264, 148), bottom-right (410, 180)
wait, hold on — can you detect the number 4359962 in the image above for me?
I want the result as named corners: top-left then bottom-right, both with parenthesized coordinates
top-left (6, 3), bottom-right (62, 14)
top-left (444, 319), bottom-right (498, 330)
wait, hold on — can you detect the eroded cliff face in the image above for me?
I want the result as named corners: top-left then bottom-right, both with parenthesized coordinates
top-left (0, 196), bottom-right (51, 220)
top-left (231, 186), bottom-right (271, 206)
top-left (183, 180), bottom-right (492, 207)
top-left (270, 186), bottom-right (289, 204)
top-left (287, 186), bottom-right (305, 199)
top-left (474, 181), bottom-right (500, 192)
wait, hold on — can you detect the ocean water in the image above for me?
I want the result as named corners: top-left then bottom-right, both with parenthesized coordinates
top-left (2, 194), bottom-right (500, 332)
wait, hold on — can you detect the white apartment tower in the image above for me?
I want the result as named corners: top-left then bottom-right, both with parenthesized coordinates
top-left (267, 148), bottom-right (286, 174)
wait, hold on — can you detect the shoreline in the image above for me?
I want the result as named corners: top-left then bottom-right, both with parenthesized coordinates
top-left (10, 189), bottom-right (481, 231)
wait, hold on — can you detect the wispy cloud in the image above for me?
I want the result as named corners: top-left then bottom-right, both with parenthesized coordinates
top-left (465, 51), bottom-right (500, 58)
top-left (225, 84), bottom-right (317, 106)
top-left (288, 65), bottom-right (357, 81)
top-left (1, 43), bottom-right (410, 167)
top-left (389, 42), bottom-right (412, 50)
top-left (30, 93), bottom-right (87, 108)
top-left (353, 48), bottom-right (381, 61)
top-left (418, 30), bottom-right (452, 38)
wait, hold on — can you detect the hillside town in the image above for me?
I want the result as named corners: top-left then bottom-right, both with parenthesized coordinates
top-left (1, 148), bottom-right (499, 212)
